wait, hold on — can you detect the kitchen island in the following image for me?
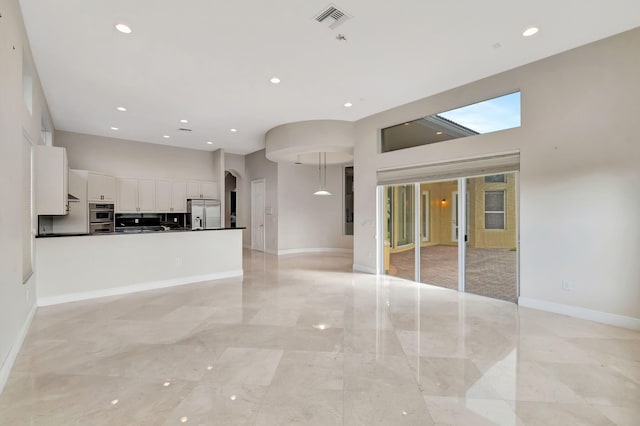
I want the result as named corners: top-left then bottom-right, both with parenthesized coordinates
top-left (35, 228), bottom-right (243, 305)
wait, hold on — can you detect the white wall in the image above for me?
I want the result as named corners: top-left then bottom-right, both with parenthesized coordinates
top-left (354, 28), bottom-right (640, 323)
top-left (278, 162), bottom-right (353, 253)
top-left (245, 149), bottom-right (278, 253)
top-left (212, 148), bottom-right (225, 225)
top-left (55, 130), bottom-right (219, 181)
top-left (0, 0), bottom-right (53, 390)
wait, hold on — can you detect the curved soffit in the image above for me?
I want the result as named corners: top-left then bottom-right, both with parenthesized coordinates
top-left (265, 120), bottom-right (355, 165)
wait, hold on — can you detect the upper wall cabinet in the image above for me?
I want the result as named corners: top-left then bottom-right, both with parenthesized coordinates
top-left (171, 180), bottom-right (187, 212)
top-left (88, 172), bottom-right (116, 202)
top-left (187, 180), bottom-right (219, 199)
top-left (35, 146), bottom-right (69, 215)
top-left (116, 178), bottom-right (156, 213)
top-left (155, 179), bottom-right (172, 213)
top-left (155, 179), bottom-right (188, 213)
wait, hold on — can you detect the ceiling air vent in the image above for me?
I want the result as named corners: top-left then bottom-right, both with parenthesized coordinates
top-left (178, 128), bottom-right (192, 132)
top-left (314, 4), bottom-right (351, 30)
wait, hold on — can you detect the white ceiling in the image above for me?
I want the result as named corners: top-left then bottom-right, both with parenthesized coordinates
top-left (19, 0), bottom-right (640, 154)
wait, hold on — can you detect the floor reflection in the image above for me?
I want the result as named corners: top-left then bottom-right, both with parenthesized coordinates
top-left (0, 250), bottom-right (637, 425)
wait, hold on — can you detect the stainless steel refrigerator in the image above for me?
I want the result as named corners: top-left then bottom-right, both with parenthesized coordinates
top-left (187, 199), bottom-right (221, 230)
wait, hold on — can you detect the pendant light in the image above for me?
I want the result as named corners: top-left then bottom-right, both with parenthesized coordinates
top-left (313, 152), bottom-right (332, 196)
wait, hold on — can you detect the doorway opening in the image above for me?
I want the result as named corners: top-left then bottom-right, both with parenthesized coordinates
top-left (225, 171), bottom-right (237, 228)
top-left (251, 179), bottom-right (266, 252)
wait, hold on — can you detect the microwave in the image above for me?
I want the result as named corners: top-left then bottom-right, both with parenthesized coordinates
top-left (89, 203), bottom-right (114, 223)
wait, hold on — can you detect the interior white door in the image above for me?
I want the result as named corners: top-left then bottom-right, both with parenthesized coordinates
top-left (251, 179), bottom-right (265, 251)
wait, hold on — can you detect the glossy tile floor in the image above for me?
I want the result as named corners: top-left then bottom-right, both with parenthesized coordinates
top-left (1, 250), bottom-right (639, 425)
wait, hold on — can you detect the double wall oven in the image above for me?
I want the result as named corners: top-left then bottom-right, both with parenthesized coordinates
top-left (89, 203), bottom-right (115, 234)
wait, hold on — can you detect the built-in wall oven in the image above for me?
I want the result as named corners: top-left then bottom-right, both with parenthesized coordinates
top-left (90, 222), bottom-right (114, 234)
top-left (89, 203), bottom-right (114, 234)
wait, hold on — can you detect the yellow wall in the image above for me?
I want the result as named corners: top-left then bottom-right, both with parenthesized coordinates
top-left (467, 174), bottom-right (517, 249)
top-left (386, 174), bottom-right (516, 252)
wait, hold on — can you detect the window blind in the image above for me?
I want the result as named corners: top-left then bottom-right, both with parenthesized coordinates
top-left (376, 152), bottom-right (520, 186)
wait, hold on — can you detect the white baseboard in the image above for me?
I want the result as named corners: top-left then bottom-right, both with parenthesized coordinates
top-left (37, 270), bottom-right (244, 307)
top-left (518, 297), bottom-right (640, 331)
top-left (353, 264), bottom-right (377, 274)
top-left (0, 303), bottom-right (37, 395)
top-left (277, 248), bottom-right (353, 256)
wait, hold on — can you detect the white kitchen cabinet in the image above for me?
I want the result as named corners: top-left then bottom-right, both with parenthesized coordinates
top-left (116, 178), bottom-right (156, 213)
top-left (155, 179), bottom-right (172, 213)
top-left (187, 180), bottom-right (219, 199)
top-left (137, 179), bottom-right (156, 212)
top-left (171, 180), bottom-right (187, 212)
top-left (35, 146), bottom-right (69, 215)
top-left (88, 172), bottom-right (116, 202)
top-left (116, 178), bottom-right (138, 212)
top-left (156, 179), bottom-right (187, 213)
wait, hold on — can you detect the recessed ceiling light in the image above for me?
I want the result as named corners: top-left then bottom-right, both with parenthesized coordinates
top-left (163, 135), bottom-right (170, 139)
top-left (111, 399), bottom-right (119, 405)
top-left (116, 106), bottom-right (127, 112)
top-left (344, 102), bottom-right (353, 108)
top-left (180, 417), bottom-right (188, 423)
top-left (270, 77), bottom-right (281, 84)
top-left (115, 23), bottom-right (132, 34)
top-left (230, 128), bottom-right (237, 132)
top-left (180, 119), bottom-right (188, 123)
top-left (436, 131), bottom-right (443, 135)
top-left (110, 126), bottom-right (119, 131)
top-left (522, 27), bottom-right (539, 37)
top-left (206, 141), bottom-right (213, 145)
top-left (403, 123), bottom-right (410, 126)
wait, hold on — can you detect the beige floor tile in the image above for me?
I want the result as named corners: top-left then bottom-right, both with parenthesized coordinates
top-left (205, 347), bottom-right (283, 386)
top-left (423, 396), bottom-right (524, 426)
top-left (512, 401), bottom-right (616, 426)
top-left (344, 388), bottom-right (434, 426)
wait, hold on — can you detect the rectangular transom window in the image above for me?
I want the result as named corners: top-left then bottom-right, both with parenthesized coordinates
top-left (484, 190), bottom-right (505, 230)
top-left (484, 174), bottom-right (506, 183)
top-left (380, 92), bottom-right (521, 153)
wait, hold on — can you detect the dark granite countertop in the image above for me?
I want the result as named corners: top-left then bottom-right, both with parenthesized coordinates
top-left (36, 227), bottom-right (245, 238)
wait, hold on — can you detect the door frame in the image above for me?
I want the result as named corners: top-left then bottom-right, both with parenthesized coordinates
top-left (251, 179), bottom-right (265, 252)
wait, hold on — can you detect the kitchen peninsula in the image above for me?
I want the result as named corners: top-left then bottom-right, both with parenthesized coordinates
top-left (35, 228), bottom-right (243, 305)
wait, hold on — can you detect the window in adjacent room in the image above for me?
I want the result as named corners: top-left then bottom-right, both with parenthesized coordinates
top-left (484, 190), bottom-right (505, 230)
top-left (344, 166), bottom-right (354, 235)
top-left (484, 174), bottom-right (506, 183)
top-left (421, 190), bottom-right (429, 242)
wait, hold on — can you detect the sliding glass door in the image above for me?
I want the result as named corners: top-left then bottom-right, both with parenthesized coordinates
top-left (463, 173), bottom-right (518, 303)
top-left (417, 180), bottom-right (459, 291)
top-left (384, 184), bottom-right (415, 282)
top-left (382, 173), bottom-right (518, 304)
